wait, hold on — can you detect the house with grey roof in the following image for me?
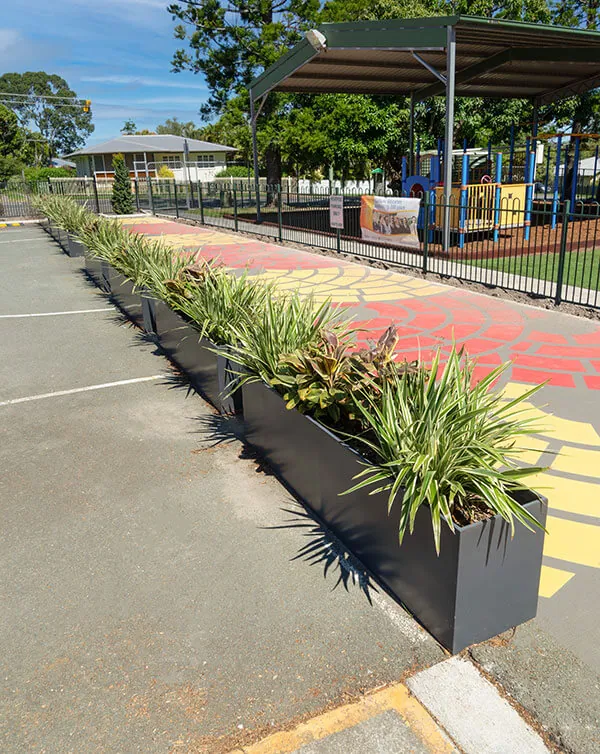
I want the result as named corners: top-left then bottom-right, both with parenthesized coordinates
top-left (66, 134), bottom-right (237, 182)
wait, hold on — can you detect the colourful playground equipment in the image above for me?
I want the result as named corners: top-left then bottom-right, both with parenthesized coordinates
top-left (400, 129), bottom-right (600, 248)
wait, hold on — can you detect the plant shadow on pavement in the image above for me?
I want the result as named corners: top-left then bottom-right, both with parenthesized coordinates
top-left (192, 411), bottom-right (378, 602)
top-left (267, 505), bottom-right (379, 604)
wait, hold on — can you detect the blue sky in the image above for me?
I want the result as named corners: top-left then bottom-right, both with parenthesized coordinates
top-left (0, 0), bottom-right (209, 145)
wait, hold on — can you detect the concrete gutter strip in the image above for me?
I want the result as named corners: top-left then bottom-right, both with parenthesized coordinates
top-left (407, 657), bottom-right (550, 754)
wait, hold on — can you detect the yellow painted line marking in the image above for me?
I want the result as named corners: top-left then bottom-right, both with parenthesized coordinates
top-left (544, 515), bottom-right (600, 568)
top-left (528, 472), bottom-right (600, 517)
top-left (507, 436), bottom-right (549, 466)
top-left (552, 446), bottom-right (600, 476)
top-left (539, 565), bottom-right (575, 598)
top-left (503, 383), bottom-right (600, 446)
top-left (233, 683), bottom-right (454, 754)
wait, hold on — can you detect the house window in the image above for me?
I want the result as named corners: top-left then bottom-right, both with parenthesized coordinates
top-left (195, 154), bottom-right (215, 165)
top-left (162, 155), bottom-right (180, 168)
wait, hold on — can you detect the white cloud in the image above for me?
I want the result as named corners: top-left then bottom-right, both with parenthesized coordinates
top-left (81, 74), bottom-right (206, 90)
top-left (0, 28), bottom-right (21, 50)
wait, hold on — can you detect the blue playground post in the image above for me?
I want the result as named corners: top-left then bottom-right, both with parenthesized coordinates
top-left (401, 156), bottom-right (408, 186)
top-left (458, 152), bottom-right (469, 249)
top-left (493, 152), bottom-right (502, 243)
top-left (463, 137), bottom-right (468, 152)
top-left (416, 137), bottom-right (421, 173)
top-left (570, 136), bottom-right (581, 209)
top-left (551, 136), bottom-right (562, 230)
top-left (426, 188), bottom-right (436, 244)
top-left (437, 138), bottom-right (443, 165)
top-left (524, 145), bottom-right (535, 241)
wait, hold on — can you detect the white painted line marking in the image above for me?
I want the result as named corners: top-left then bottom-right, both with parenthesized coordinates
top-left (372, 592), bottom-right (427, 643)
top-left (0, 308), bottom-right (113, 319)
top-left (407, 657), bottom-right (550, 754)
top-left (0, 376), bottom-right (163, 407)
top-left (0, 237), bottom-right (49, 244)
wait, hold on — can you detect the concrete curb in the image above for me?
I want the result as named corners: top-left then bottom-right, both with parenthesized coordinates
top-left (407, 657), bottom-right (550, 754)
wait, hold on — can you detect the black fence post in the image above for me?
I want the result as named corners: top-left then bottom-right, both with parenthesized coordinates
top-left (92, 174), bottom-right (100, 214)
top-left (198, 182), bottom-right (205, 224)
top-left (277, 185), bottom-right (283, 242)
top-left (422, 191), bottom-right (429, 274)
top-left (134, 179), bottom-right (140, 211)
top-left (335, 186), bottom-right (341, 253)
top-left (555, 199), bottom-right (570, 306)
top-left (174, 180), bottom-right (179, 218)
top-left (233, 187), bottom-right (239, 231)
top-left (148, 177), bottom-right (155, 215)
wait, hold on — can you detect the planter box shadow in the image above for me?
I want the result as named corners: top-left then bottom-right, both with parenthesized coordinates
top-left (154, 301), bottom-right (242, 414)
top-left (242, 380), bottom-right (547, 654)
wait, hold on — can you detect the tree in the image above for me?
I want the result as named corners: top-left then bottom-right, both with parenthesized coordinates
top-left (169, 0), bottom-right (320, 184)
top-left (0, 104), bottom-right (25, 179)
top-left (0, 104), bottom-right (23, 157)
top-left (156, 117), bottom-right (201, 138)
top-left (0, 72), bottom-right (93, 160)
top-left (121, 120), bottom-right (137, 134)
top-left (111, 154), bottom-right (134, 214)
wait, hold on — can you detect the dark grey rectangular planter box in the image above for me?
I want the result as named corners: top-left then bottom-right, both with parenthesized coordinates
top-left (66, 233), bottom-right (86, 257)
top-left (242, 380), bottom-right (547, 654)
top-left (85, 257), bottom-right (110, 292)
top-left (154, 301), bottom-right (242, 414)
top-left (104, 264), bottom-right (154, 332)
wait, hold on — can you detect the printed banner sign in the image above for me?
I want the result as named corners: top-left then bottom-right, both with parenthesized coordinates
top-left (329, 194), bottom-right (344, 229)
top-left (360, 195), bottom-right (420, 248)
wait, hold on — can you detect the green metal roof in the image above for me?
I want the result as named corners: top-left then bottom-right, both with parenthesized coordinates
top-left (250, 15), bottom-right (600, 105)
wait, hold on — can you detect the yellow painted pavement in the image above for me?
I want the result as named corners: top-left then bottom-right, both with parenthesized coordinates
top-left (228, 682), bottom-right (455, 754)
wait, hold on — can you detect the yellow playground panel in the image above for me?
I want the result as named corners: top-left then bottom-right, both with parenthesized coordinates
top-left (434, 183), bottom-right (527, 232)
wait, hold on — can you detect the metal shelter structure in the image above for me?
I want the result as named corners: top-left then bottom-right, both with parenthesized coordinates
top-left (249, 15), bottom-right (600, 250)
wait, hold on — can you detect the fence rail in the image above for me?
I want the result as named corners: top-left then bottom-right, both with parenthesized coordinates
top-left (4, 176), bottom-right (600, 310)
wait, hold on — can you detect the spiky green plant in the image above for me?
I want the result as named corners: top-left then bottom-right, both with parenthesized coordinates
top-left (176, 267), bottom-right (274, 346)
top-left (227, 291), bottom-right (348, 385)
top-left (346, 347), bottom-right (547, 552)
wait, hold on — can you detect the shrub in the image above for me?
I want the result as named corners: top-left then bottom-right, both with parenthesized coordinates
top-left (111, 153), bottom-right (134, 214)
top-left (23, 166), bottom-right (73, 183)
top-left (215, 165), bottom-right (252, 178)
top-left (158, 164), bottom-right (174, 178)
top-left (346, 347), bottom-right (547, 552)
top-left (228, 293), bottom-right (346, 385)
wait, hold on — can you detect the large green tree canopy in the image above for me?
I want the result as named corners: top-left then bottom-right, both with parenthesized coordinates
top-left (168, 0), bottom-right (600, 180)
top-left (0, 72), bottom-right (94, 160)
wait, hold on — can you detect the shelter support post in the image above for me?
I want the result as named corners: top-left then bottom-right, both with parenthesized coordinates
top-left (443, 24), bottom-right (456, 253)
top-left (408, 92), bottom-right (415, 175)
top-left (250, 91), bottom-right (262, 224)
top-left (570, 136), bottom-right (581, 208)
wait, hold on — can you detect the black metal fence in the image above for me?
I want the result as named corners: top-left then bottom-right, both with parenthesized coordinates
top-left (4, 176), bottom-right (600, 310)
top-left (0, 179), bottom-right (114, 217)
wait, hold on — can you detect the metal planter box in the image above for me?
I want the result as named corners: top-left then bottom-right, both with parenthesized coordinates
top-left (85, 257), bottom-right (110, 293)
top-left (104, 265), bottom-right (154, 331)
top-left (66, 233), bottom-right (86, 258)
top-left (154, 302), bottom-right (242, 414)
top-left (242, 380), bottom-right (547, 654)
